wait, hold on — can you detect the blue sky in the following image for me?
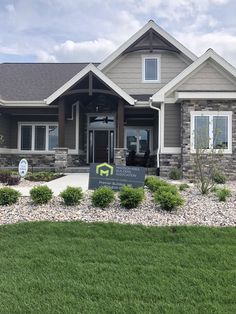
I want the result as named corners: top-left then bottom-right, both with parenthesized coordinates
top-left (1, 0), bottom-right (236, 66)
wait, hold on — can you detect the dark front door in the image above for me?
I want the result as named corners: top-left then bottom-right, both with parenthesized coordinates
top-left (94, 130), bottom-right (109, 162)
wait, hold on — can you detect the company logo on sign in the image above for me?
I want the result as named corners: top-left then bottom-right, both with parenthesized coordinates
top-left (96, 163), bottom-right (114, 177)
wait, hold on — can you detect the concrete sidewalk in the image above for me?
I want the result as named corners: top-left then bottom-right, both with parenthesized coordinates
top-left (15, 173), bottom-right (89, 196)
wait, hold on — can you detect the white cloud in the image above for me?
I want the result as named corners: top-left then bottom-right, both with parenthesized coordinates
top-left (36, 50), bottom-right (57, 63)
top-left (0, 0), bottom-right (236, 68)
top-left (52, 38), bottom-right (116, 62)
top-left (5, 4), bottom-right (15, 13)
top-left (175, 30), bottom-right (236, 65)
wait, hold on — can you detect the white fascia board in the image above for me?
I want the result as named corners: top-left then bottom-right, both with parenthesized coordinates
top-left (45, 63), bottom-right (135, 105)
top-left (176, 91), bottom-right (236, 100)
top-left (98, 20), bottom-right (197, 71)
top-left (152, 49), bottom-right (236, 102)
top-left (0, 100), bottom-right (48, 107)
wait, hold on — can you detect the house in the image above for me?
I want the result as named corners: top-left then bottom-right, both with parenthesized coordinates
top-left (1, 20), bottom-right (236, 177)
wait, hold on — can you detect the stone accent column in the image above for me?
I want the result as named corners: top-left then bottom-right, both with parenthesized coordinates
top-left (181, 101), bottom-right (195, 179)
top-left (54, 148), bottom-right (68, 172)
top-left (114, 148), bottom-right (127, 165)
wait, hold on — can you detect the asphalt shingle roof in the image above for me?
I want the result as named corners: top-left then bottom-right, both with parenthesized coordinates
top-left (0, 63), bottom-right (99, 101)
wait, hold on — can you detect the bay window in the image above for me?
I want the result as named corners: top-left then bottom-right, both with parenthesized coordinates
top-left (19, 123), bottom-right (58, 152)
top-left (191, 111), bottom-right (232, 153)
top-left (125, 127), bottom-right (152, 154)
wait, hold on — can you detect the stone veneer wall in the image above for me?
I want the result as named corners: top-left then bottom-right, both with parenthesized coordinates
top-left (0, 154), bottom-right (55, 169)
top-left (181, 100), bottom-right (236, 180)
top-left (159, 154), bottom-right (182, 177)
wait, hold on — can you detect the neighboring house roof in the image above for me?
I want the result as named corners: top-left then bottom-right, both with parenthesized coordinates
top-left (0, 63), bottom-right (98, 101)
top-left (98, 20), bottom-right (197, 71)
top-left (152, 49), bottom-right (236, 102)
top-left (46, 63), bottom-right (135, 105)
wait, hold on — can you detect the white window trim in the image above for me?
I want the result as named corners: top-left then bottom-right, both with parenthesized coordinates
top-left (18, 122), bottom-right (58, 153)
top-left (124, 126), bottom-right (153, 155)
top-left (190, 111), bottom-right (232, 154)
top-left (142, 55), bottom-right (161, 83)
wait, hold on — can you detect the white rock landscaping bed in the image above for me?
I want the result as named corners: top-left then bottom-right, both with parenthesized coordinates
top-left (0, 186), bottom-right (235, 226)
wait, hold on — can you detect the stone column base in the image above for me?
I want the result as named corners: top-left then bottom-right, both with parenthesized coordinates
top-left (54, 148), bottom-right (68, 172)
top-left (114, 148), bottom-right (127, 166)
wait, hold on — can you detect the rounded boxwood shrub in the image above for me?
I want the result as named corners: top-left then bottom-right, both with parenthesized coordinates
top-left (168, 167), bottom-right (182, 180)
top-left (154, 190), bottom-right (184, 211)
top-left (0, 187), bottom-right (21, 206)
top-left (145, 176), bottom-right (169, 192)
top-left (119, 185), bottom-right (144, 209)
top-left (60, 186), bottom-right (83, 205)
top-left (158, 184), bottom-right (178, 195)
top-left (212, 170), bottom-right (227, 184)
top-left (30, 185), bottom-right (53, 205)
top-left (91, 186), bottom-right (115, 209)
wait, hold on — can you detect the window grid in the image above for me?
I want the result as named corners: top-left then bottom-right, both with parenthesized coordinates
top-left (19, 123), bottom-right (58, 152)
top-left (191, 111), bottom-right (232, 154)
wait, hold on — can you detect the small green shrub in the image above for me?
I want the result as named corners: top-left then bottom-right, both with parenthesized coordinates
top-left (145, 176), bottom-right (169, 192)
top-left (154, 190), bottom-right (184, 211)
top-left (30, 185), bottom-right (53, 205)
top-left (158, 184), bottom-right (178, 195)
top-left (212, 171), bottom-right (227, 184)
top-left (179, 183), bottom-right (190, 191)
top-left (119, 186), bottom-right (144, 209)
top-left (26, 172), bottom-right (63, 182)
top-left (91, 186), bottom-right (115, 208)
top-left (168, 167), bottom-right (182, 180)
top-left (0, 187), bottom-right (21, 205)
top-left (215, 187), bottom-right (231, 202)
top-left (60, 186), bottom-right (83, 206)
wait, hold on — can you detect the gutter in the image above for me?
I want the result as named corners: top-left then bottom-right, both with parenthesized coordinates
top-left (149, 97), bottom-right (161, 176)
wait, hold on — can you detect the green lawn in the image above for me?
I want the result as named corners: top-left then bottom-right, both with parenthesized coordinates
top-left (0, 222), bottom-right (235, 314)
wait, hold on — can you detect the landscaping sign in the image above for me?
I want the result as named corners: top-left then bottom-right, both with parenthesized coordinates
top-left (89, 163), bottom-right (145, 190)
top-left (18, 159), bottom-right (28, 177)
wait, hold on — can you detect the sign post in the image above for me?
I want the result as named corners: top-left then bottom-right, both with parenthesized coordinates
top-left (18, 159), bottom-right (28, 178)
top-left (89, 163), bottom-right (145, 191)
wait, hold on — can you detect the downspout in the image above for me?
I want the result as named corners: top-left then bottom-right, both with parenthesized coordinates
top-left (149, 97), bottom-right (161, 176)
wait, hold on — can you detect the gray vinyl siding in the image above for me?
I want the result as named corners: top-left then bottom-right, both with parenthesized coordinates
top-left (164, 104), bottom-right (181, 147)
top-left (104, 51), bottom-right (191, 95)
top-left (0, 114), bottom-right (11, 148)
top-left (65, 120), bottom-right (76, 150)
top-left (178, 61), bottom-right (236, 91)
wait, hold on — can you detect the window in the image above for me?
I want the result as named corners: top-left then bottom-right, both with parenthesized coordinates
top-left (125, 128), bottom-right (152, 154)
top-left (142, 56), bottom-right (160, 82)
top-left (19, 123), bottom-right (58, 152)
top-left (88, 115), bottom-right (115, 128)
top-left (191, 112), bottom-right (232, 153)
top-left (21, 126), bottom-right (32, 150)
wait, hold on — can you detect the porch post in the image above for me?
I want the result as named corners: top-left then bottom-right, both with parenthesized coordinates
top-left (58, 97), bottom-right (65, 147)
top-left (117, 99), bottom-right (124, 147)
top-left (115, 99), bottom-right (126, 165)
top-left (55, 97), bottom-right (68, 172)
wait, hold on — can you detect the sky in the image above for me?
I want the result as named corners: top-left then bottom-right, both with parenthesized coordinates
top-left (1, 0), bottom-right (236, 66)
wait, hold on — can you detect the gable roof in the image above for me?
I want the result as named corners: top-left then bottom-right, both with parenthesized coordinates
top-left (152, 49), bottom-right (236, 102)
top-left (45, 63), bottom-right (135, 105)
top-left (98, 20), bottom-right (197, 71)
top-left (0, 62), bottom-right (97, 101)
